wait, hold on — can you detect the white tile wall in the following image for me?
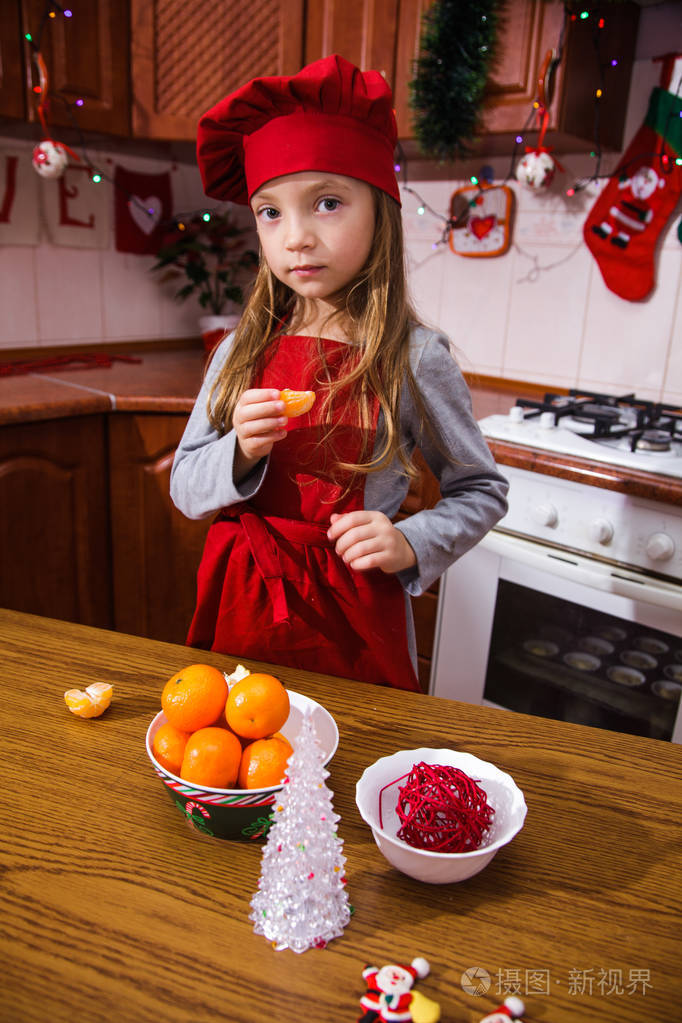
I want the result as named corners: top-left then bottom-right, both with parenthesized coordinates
top-left (0, 246), bottom-right (39, 343)
top-left (34, 243), bottom-right (105, 344)
top-left (400, 10), bottom-right (682, 406)
top-left (0, 141), bottom-right (217, 353)
top-left (0, 4), bottom-right (679, 407)
top-left (402, 149), bottom-right (681, 403)
top-left (660, 259), bottom-right (682, 405)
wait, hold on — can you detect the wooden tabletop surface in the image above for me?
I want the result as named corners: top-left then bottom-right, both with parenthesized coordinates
top-left (2, 608), bottom-right (681, 1023)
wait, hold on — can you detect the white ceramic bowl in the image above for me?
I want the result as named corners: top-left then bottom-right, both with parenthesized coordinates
top-left (146, 690), bottom-right (339, 841)
top-left (355, 748), bottom-right (527, 884)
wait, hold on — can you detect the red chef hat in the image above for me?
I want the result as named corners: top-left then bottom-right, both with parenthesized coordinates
top-left (196, 54), bottom-right (400, 206)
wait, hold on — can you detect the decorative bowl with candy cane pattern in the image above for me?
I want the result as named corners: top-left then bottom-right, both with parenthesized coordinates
top-left (146, 691), bottom-right (338, 840)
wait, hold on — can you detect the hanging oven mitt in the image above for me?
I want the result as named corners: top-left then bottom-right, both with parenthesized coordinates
top-left (449, 182), bottom-right (514, 257)
top-left (583, 55), bottom-right (682, 301)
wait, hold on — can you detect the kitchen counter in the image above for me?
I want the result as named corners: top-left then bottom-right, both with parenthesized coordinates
top-left (0, 347), bottom-right (206, 423)
top-left (2, 607), bottom-right (681, 1023)
top-left (1, 345), bottom-right (680, 505)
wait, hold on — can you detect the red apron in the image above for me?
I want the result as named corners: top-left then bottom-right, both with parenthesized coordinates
top-left (187, 335), bottom-right (420, 691)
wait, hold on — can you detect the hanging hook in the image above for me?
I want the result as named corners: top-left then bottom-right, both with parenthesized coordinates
top-left (537, 48), bottom-right (560, 111)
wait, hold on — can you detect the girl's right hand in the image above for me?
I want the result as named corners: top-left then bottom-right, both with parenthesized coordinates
top-left (232, 389), bottom-right (287, 473)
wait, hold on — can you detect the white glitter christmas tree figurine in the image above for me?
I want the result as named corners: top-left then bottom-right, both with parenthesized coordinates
top-left (250, 709), bottom-right (350, 953)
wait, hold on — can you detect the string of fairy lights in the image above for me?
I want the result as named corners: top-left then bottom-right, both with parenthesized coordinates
top-left (397, 5), bottom-right (682, 254)
top-left (23, 2), bottom-right (238, 234)
top-left (24, 1), bottom-right (165, 221)
top-left (22, 2), bottom-right (682, 253)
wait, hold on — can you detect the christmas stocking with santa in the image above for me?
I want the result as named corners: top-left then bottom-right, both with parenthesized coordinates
top-left (583, 75), bottom-right (682, 302)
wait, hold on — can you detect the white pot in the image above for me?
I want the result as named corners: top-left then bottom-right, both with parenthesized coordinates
top-left (199, 313), bottom-right (240, 353)
top-left (198, 313), bottom-right (240, 334)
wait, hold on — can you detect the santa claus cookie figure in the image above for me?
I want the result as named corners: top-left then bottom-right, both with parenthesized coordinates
top-left (357, 957), bottom-right (441, 1023)
top-left (478, 995), bottom-right (525, 1023)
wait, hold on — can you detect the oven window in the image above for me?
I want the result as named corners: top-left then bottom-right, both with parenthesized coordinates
top-left (483, 580), bottom-right (682, 740)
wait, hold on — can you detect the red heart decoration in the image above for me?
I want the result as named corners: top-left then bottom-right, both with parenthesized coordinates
top-left (470, 214), bottom-right (496, 239)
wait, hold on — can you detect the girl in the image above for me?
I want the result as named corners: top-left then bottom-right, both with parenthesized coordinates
top-left (170, 54), bottom-right (508, 692)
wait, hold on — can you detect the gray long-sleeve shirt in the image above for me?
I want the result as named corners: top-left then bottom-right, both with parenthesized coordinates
top-left (170, 324), bottom-right (508, 604)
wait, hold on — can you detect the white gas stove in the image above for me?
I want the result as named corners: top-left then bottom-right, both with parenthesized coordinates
top-left (431, 389), bottom-right (682, 743)
top-left (479, 389), bottom-right (682, 479)
top-left (478, 389), bottom-right (682, 579)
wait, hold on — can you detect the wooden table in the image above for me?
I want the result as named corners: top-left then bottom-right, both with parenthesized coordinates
top-left (2, 609), bottom-right (681, 1023)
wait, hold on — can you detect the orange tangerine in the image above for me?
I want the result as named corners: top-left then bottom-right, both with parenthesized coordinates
top-left (64, 682), bottom-right (113, 718)
top-left (238, 734), bottom-right (294, 789)
top-left (226, 673), bottom-right (290, 739)
top-left (280, 389), bottom-right (316, 417)
top-left (161, 664), bottom-right (228, 732)
top-left (152, 721), bottom-right (191, 775)
top-left (180, 727), bottom-right (242, 788)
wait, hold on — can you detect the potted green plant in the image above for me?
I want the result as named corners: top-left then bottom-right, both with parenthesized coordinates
top-left (152, 208), bottom-right (258, 351)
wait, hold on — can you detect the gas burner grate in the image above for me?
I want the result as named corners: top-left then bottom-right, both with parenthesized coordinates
top-left (515, 389), bottom-right (682, 443)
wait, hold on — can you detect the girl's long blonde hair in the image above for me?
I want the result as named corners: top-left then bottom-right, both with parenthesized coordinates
top-left (207, 187), bottom-right (435, 481)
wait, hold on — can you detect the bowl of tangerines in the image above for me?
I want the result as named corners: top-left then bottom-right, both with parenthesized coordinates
top-left (146, 663), bottom-right (338, 841)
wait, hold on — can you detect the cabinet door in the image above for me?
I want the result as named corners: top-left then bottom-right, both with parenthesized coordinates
top-left (304, 0), bottom-right (399, 79)
top-left (0, 415), bottom-right (112, 628)
top-left (0, 2), bottom-right (26, 121)
top-left (397, 449), bottom-right (441, 693)
top-left (130, 0), bottom-right (305, 141)
top-left (19, 0), bottom-right (130, 136)
top-left (392, 0), bottom-right (433, 140)
top-left (108, 413), bottom-right (211, 645)
top-left (478, 0), bottom-right (566, 136)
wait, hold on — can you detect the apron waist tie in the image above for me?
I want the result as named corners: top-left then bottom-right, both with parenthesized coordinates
top-left (219, 506), bottom-right (333, 626)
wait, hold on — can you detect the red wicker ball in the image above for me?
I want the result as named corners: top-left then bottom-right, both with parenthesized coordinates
top-left (396, 762), bottom-right (495, 853)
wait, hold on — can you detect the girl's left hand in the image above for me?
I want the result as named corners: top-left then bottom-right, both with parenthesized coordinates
top-left (327, 511), bottom-right (417, 574)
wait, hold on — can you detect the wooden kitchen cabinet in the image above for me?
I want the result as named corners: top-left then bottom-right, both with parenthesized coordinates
top-left (3, 0), bottom-right (131, 136)
top-left (304, 1), bottom-right (400, 84)
top-left (397, 450), bottom-right (441, 692)
top-left (138, 0), bottom-right (638, 151)
top-left (0, 410), bottom-right (207, 645)
top-left (307, 0), bottom-right (639, 153)
top-left (0, 2), bottom-right (26, 121)
top-left (129, 0), bottom-right (305, 140)
top-left (302, 0), bottom-right (434, 140)
top-left (0, 415), bottom-right (112, 628)
top-left (2, 0), bottom-right (638, 154)
top-left (108, 413), bottom-right (210, 646)
top-left (480, 0), bottom-right (639, 151)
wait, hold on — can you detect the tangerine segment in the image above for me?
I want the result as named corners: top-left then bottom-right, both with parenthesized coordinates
top-left (64, 682), bottom-right (113, 718)
top-left (280, 389), bottom-right (316, 418)
top-left (152, 721), bottom-right (191, 775)
top-left (161, 664), bottom-right (228, 732)
top-left (226, 673), bottom-right (290, 739)
top-left (180, 727), bottom-right (242, 788)
top-left (238, 735), bottom-right (294, 789)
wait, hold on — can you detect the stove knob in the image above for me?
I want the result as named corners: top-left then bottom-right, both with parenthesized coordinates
top-left (533, 502), bottom-right (558, 528)
top-left (539, 412), bottom-right (556, 430)
top-left (589, 517), bottom-right (614, 545)
top-left (509, 405), bottom-right (525, 423)
top-left (645, 532), bottom-right (675, 562)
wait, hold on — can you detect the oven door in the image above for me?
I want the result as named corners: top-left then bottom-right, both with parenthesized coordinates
top-left (429, 531), bottom-right (682, 742)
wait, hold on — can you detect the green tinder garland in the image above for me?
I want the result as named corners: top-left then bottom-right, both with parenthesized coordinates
top-left (409, 0), bottom-right (501, 161)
